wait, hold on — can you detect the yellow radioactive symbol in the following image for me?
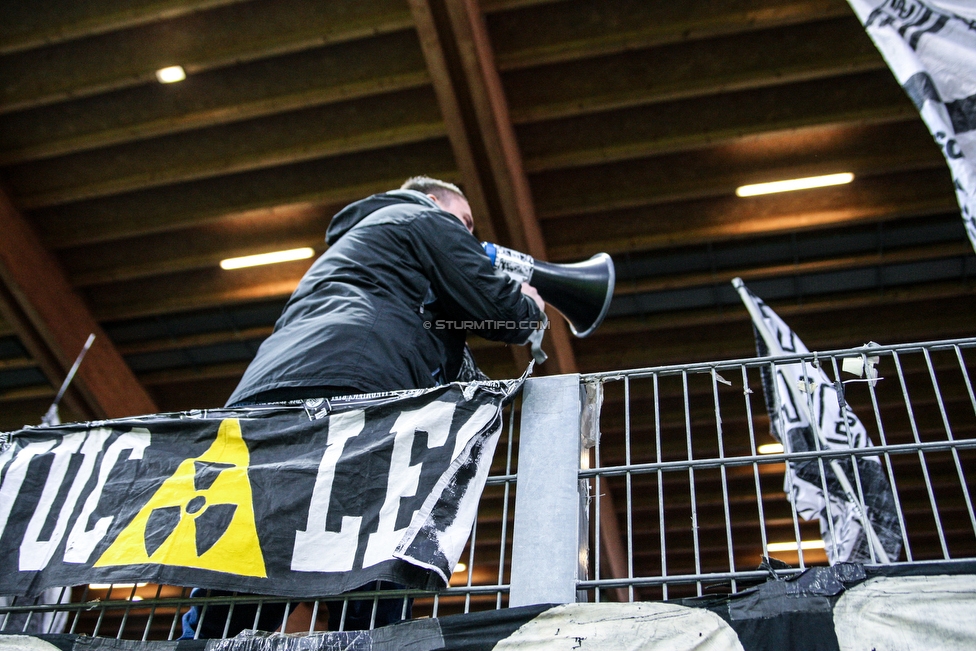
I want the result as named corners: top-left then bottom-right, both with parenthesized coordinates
top-left (95, 418), bottom-right (267, 577)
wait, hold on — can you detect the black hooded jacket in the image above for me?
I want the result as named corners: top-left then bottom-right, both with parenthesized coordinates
top-left (225, 190), bottom-right (542, 405)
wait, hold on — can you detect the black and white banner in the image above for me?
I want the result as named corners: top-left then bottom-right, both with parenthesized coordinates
top-left (733, 279), bottom-right (902, 565)
top-left (847, 0), bottom-right (976, 251)
top-left (0, 379), bottom-right (523, 598)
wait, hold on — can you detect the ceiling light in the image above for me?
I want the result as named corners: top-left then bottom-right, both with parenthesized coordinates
top-left (220, 247), bottom-right (315, 270)
top-left (758, 443), bottom-right (784, 454)
top-left (736, 173), bottom-right (854, 197)
top-left (155, 65), bottom-right (186, 83)
top-left (766, 540), bottom-right (826, 552)
top-left (453, 562), bottom-right (467, 574)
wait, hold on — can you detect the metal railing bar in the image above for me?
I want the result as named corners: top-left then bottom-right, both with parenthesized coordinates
top-left (892, 351), bottom-right (949, 559)
top-left (654, 373), bottom-right (668, 601)
top-left (496, 404), bottom-right (517, 609)
top-left (464, 518), bottom-right (477, 613)
top-left (583, 338), bottom-right (976, 381)
top-left (369, 590), bottom-right (379, 630)
top-left (864, 353), bottom-right (913, 562)
top-left (741, 366), bottom-right (771, 561)
top-left (192, 589), bottom-right (209, 640)
top-left (250, 598), bottom-right (265, 633)
top-left (220, 593), bottom-right (237, 639)
top-left (581, 556), bottom-right (976, 590)
top-left (625, 375), bottom-right (635, 602)
top-left (142, 583), bottom-right (163, 641)
top-left (485, 474), bottom-right (516, 485)
top-left (711, 368), bottom-right (737, 590)
top-left (20, 599), bottom-right (34, 633)
top-left (928, 350), bottom-right (976, 540)
top-left (115, 582), bottom-right (139, 639)
top-left (165, 587), bottom-right (186, 641)
top-left (48, 586), bottom-right (68, 635)
top-left (594, 382), bottom-right (603, 603)
top-left (796, 357), bottom-right (842, 564)
top-left (957, 345), bottom-right (976, 419)
top-left (828, 355), bottom-right (879, 564)
top-left (593, 364), bottom-right (973, 412)
top-left (0, 584), bottom-right (517, 622)
top-left (91, 596), bottom-right (106, 638)
top-left (283, 600), bottom-right (294, 635)
top-left (578, 438), bottom-right (976, 478)
top-left (924, 348), bottom-right (956, 443)
top-left (579, 569), bottom-right (802, 589)
top-left (682, 370), bottom-right (703, 596)
top-left (950, 346), bottom-right (976, 539)
top-left (308, 599), bottom-right (321, 635)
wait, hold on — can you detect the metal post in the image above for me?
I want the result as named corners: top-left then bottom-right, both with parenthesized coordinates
top-left (509, 374), bottom-right (583, 607)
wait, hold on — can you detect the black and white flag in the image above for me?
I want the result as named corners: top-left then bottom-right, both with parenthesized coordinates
top-left (0, 378), bottom-right (523, 598)
top-left (733, 278), bottom-right (902, 564)
top-left (847, 0), bottom-right (976, 251)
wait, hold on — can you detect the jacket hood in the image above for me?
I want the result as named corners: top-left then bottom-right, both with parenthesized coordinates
top-left (325, 189), bottom-right (439, 245)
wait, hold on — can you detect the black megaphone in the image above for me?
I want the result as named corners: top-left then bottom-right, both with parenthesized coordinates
top-left (482, 242), bottom-right (615, 337)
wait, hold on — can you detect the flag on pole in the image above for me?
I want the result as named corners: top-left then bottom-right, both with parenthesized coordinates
top-left (733, 278), bottom-right (902, 564)
top-left (846, 0), bottom-right (976, 252)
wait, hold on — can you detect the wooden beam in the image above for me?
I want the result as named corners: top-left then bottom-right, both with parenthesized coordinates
top-left (519, 71), bottom-right (916, 174)
top-left (66, 202), bottom-right (337, 288)
top-left (0, 0), bottom-right (252, 56)
top-left (533, 120), bottom-right (945, 220)
top-left (505, 16), bottom-right (885, 124)
top-left (85, 262), bottom-right (310, 322)
top-left (35, 139), bottom-right (457, 249)
top-left (545, 168), bottom-right (958, 260)
top-left (115, 326), bottom-right (274, 357)
top-left (0, 30), bottom-right (429, 166)
top-left (0, 0), bottom-right (413, 115)
top-left (594, 280), bottom-right (976, 341)
top-left (12, 88), bottom-right (445, 210)
top-left (615, 241), bottom-right (974, 297)
top-left (69, 228), bottom-right (969, 318)
top-left (490, 0), bottom-right (853, 71)
top-left (409, 0), bottom-right (577, 375)
top-left (577, 283), bottom-right (976, 370)
top-left (406, 0), bottom-right (501, 245)
top-left (0, 187), bottom-right (157, 418)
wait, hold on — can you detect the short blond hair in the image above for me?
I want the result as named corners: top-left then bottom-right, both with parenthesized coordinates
top-left (400, 176), bottom-right (466, 203)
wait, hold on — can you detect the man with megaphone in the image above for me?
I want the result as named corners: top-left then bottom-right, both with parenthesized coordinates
top-left (188, 177), bottom-right (548, 638)
top-left (226, 175), bottom-right (546, 409)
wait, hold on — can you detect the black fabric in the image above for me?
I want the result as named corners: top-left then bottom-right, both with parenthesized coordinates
top-left (226, 190), bottom-right (541, 406)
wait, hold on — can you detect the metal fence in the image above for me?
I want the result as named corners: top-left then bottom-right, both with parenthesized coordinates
top-left (3, 337), bottom-right (976, 639)
top-left (0, 400), bottom-right (525, 640)
top-left (580, 337), bottom-right (976, 603)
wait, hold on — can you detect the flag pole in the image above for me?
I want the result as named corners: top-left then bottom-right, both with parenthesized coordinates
top-left (41, 333), bottom-right (95, 427)
top-left (732, 278), bottom-right (889, 564)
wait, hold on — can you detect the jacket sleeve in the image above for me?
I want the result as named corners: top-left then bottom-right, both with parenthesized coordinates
top-left (410, 211), bottom-right (544, 345)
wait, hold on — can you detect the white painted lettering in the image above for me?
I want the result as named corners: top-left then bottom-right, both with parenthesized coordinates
top-left (363, 401), bottom-right (455, 568)
top-left (64, 428), bottom-right (151, 564)
top-left (292, 410), bottom-right (366, 573)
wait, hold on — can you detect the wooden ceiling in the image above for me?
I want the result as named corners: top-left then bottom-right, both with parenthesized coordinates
top-left (1, 0), bottom-right (975, 615)
top-left (2, 0), bottom-right (973, 430)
